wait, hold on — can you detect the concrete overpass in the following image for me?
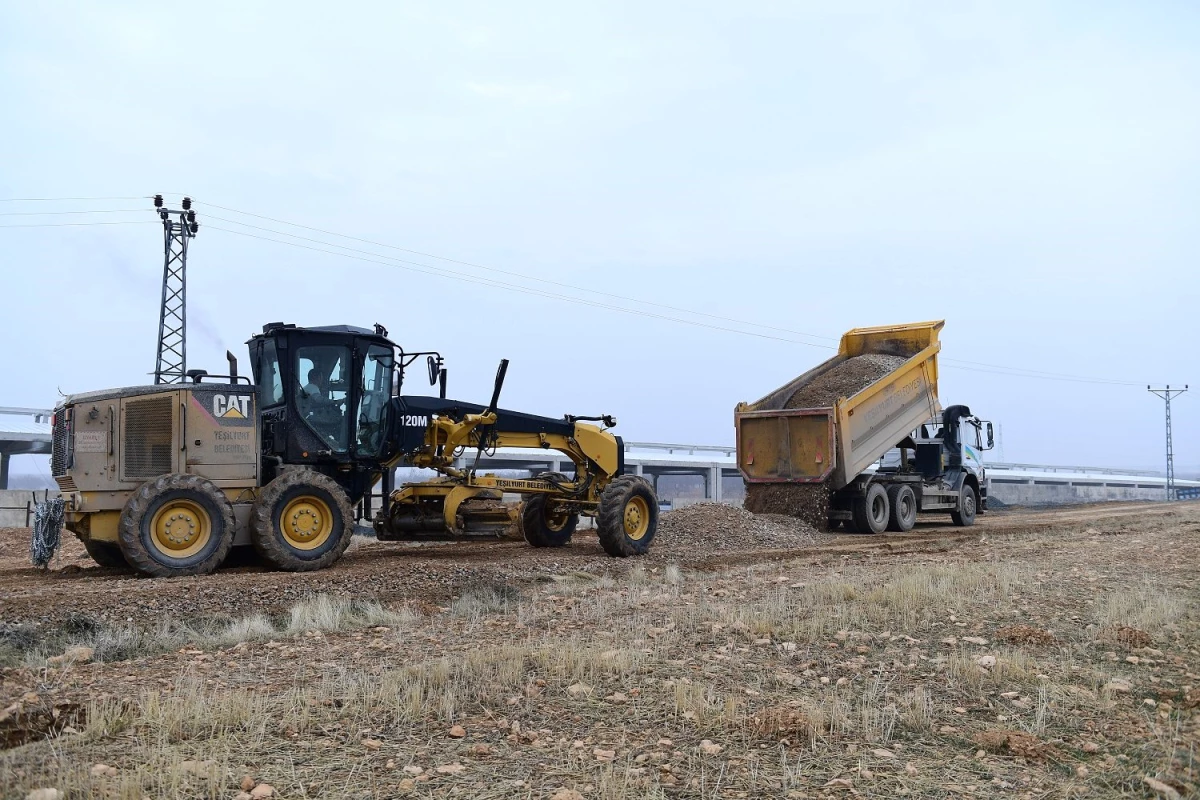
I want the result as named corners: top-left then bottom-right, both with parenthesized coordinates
top-left (0, 407), bottom-right (52, 490)
top-left (431, 441), bottom-right (1200, 507)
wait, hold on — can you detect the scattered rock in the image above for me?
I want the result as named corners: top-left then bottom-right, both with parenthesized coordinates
top-left (249, 785), bottom-right (275, 799)
top-left (566, 683), bottom-right (593, 698)
top-left (46, 645), bottom-right (94, 667)
top-left (973, 730), bottom-right (1060, 761)
top-left (362, 738), bottom-right (382, 750)
top-left (435, 763), bottom-right (465, 775)
top-left (962, 636), bottom-right (988, 646)
top-left (551, 790), bottom-right (585, 800)
top-left (89, 763), bottom-right (117, 778)
top-left (241, 775), bottom-right (255, 792)
top-left (976, 655), bottom-right (997, 669)
top-left (403, 766), bottom-right (423, 775)
top-left (871, 748), bottom-right (895, 759)
top-left (234, 793), bottom-right (252, 800)
top-left (699, 739), bottom-right (722, 755)
top-left (448, 724), bottom-right (466, 738)
top-left (995, 624), bottom-right (1055, 645)
top-left (1081, 741), bottom-right (1100, 753)
top-left (26, 790), bottom-right (63, 800)
top-left (593, 748), bottom-right (616, 762)
top-left (1099, 626), bottom-right (1152, 649)
top-left (823, 777), bottom-right (855, 789)
top-left (1143, 777), bottom-right (1182, 799)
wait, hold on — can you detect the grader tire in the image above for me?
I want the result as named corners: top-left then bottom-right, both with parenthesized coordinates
top-left (252, 469), bottom-right (354, 571)
top-left (118, 473), bottom-right (236, 578)
top-left (597, 475), bottom-right (658, 557)
top-left (520, 472), bottom-right (578, 547)
top-left (886, 484), bottom-right (918, 532)
top-left (83, 539), bottom-right (129, 570)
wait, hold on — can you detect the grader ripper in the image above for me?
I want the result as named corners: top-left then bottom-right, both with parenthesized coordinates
top-left (49, 322), bottom-right (657, 577)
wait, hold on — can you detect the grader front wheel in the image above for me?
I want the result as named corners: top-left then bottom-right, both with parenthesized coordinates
top-left (597, 475), bottom-right (658, 557)
top-left (520, 473), bottom-right (578, 547)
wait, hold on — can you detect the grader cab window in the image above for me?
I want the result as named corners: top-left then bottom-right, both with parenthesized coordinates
top-left (258, 339), bottom-right (284, 406)
top-left (357, 344), bottom-right (394, 457)
top-left (297, 345), bottom-right (351, 452)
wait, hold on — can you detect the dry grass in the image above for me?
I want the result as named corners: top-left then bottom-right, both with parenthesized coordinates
top-left (2, 507), bottom-right (1199, 798)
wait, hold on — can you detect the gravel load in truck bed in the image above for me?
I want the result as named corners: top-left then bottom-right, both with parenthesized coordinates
top-left (747, 353), bottom-right (910, 528)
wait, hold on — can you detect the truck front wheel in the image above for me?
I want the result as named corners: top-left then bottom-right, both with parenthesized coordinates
top-left (951, 484), bottom-right (978, 527)
top-left (886, 485), bottom-right (917, 532)
top-left (851, 483), bottom-right (890, 534)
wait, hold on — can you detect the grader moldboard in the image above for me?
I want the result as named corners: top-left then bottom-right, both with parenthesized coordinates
top-left (49, 322), bottom-right (658, 577)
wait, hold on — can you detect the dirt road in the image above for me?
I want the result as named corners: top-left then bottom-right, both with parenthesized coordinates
top-left (0, 501), bottom-right (1187, 627)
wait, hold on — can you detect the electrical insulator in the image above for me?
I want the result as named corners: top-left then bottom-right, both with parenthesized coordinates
top-left (190, 221), bottom-right (199, 234)
top-left (154, 194), bottom-right (163, 208)
top-left (181, 197), bottom-right (192, 210)
top-left (186, 209), bottom-right (196, 223)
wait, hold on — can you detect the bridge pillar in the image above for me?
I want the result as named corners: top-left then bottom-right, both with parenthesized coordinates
top-left (0, 451), bottom-right (8, 491)
top-left (709, 466), bottom-right (722, 502)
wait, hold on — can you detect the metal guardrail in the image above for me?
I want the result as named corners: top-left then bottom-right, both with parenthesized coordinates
top-left (625, 441), bottom-right (737, 456)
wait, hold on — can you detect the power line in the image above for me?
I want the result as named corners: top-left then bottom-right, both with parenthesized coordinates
top-left (0, 220), bottom-right (157, 228)
top-left (205, 224), bottom-right (829, 347)
top-left (0, 208), bottom-right (146, 216)
top-left (1, 194), bottom-right (1163, 386)
top-left (197, 201), bottom-right (835, 345)
top-left (0, 196), bottom-right (148, 202)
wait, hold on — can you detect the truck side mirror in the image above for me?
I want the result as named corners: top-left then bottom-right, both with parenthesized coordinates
top-left (986, 422), bottom-right (994, 449)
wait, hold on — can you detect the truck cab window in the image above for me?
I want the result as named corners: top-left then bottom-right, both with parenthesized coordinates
top-left (296, 345), bottom-right (351, 452)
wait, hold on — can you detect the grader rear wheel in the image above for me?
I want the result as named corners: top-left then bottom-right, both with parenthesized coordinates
top-left (118, 473), bottom-right (236, 577)
top-left (597, 475), bottom-right (658, 557)
top-left (83, 539), bottom-right (129, 570)
top-left (252, 469), bottom-right (354, 571)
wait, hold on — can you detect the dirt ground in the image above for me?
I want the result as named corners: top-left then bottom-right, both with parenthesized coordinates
top-left (1, 500), bottom-right (1198, 799)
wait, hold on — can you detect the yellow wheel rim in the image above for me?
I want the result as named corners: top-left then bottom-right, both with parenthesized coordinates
top-left (623, 496), bottom-right (651, 540)
top-left (150, 499), bottom-right (212, 559)
top-left (280, 494), bottom-right (334, 551)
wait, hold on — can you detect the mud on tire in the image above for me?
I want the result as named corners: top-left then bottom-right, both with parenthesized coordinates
top-left (597, 475), bottom-right (658, 557)
top-left (251, 469), bottom-right (354, 571)
top-left (886, 484), bottom-right (918, 532)
top-left (118, 473), bottom-right (236, 578)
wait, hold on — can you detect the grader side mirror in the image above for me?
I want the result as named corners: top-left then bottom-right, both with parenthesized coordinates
top-left (427, 355), bottom-right (441, 386)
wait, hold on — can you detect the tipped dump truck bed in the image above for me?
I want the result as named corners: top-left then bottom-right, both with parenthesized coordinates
top-left (736, 321), bottom-right (943, 492)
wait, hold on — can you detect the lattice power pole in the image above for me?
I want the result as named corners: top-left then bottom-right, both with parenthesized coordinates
top-left (1148, 385), bottom-right (1188, 501)
top-left (152, 194), bottom-right (199, 384)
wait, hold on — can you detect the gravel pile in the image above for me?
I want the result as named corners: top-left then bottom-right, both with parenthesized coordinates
top-left (747, 353), bottom-right (909, 527)
top-left (655, 503), bottom-right (822, 552)
top-left (784, 354), bottom-right (909, 409)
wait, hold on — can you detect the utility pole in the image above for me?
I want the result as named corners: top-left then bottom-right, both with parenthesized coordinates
top-left (152, 194), bottom-right (199, 384)
top-left (1148, 385), bottom-right (1188, 501)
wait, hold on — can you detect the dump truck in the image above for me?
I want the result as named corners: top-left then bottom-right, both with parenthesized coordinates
top-left (735, 320), bottom-right (993, 533)
top-left (46, 322), bottom-right (658, 577)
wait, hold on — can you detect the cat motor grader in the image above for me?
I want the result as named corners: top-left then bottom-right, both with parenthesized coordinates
top-left (46, 322), bottom-right (657, 577)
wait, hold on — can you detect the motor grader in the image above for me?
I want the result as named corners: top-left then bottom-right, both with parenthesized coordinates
top-left (47, 322), bottom-right (657, 577)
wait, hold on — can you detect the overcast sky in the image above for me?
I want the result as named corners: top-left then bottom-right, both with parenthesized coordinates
top-left (1, 1), bottom-right (1197, 479)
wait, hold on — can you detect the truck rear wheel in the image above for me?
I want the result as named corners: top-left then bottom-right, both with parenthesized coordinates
top-left (252, 469), bottom-right (354, 571)
top-left (851, 483), bottom-right (890, 535)
top-left (83, 539), bottom-right (129, 570)
top-left (886, 485), bottom-right (917, 532)
top-left (597, 475), bottom-right (658, 556)
top-left (951, 484), bottom-right (978, 527)
top-left (118, 473), bottom-right (236, 577)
